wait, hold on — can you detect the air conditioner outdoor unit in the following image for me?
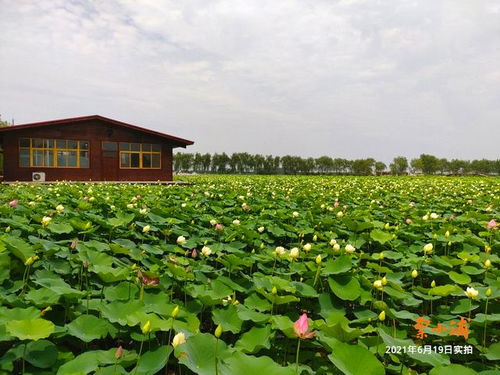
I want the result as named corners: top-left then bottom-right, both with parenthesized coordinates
top-left (32, 172), bottom-right (46, 182)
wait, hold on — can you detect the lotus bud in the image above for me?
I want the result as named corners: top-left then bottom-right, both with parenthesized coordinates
top-left (431, 280), bottom-right (436, 288)
top-left (215, 324), bottom-right (223, 338)
top-left (484, 259), bottom-right (491, 268)
top-left (141, 320), bottom-right (151, 334)
top-left (379, 252), bottom-right (384, 260)
top-left (171, 305), bottom-right (180, 318)
top-left (378, 311), bottom-right (386, 321)
top-left (381, 276), bottom-right (387, 285)
top-left (271, 286), bottom-right (277, 295)
top-left (115, 345), bottom-right (123, 359)
top-left (445, 230), bottom-right (450, 238)
top-left (423, 243), bottom-right (433, 254)
top-left (411, 269), bottom-right (418, 278)
top-left (315, 255), bottom-right (322, 264)
top-left (485, 288), bottom-right (492, 297)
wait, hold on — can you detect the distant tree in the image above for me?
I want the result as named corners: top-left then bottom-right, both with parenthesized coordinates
top-left (374, 161), bottom-right (386, 175)
top-left (418, 154), bottom-right (440, 174)
top-left (201, 153), bottom-right (212, 172)
top-left (437, 158), bottom-right (449, 175)
top-left (0, 115), bottom-right (10, 127)
top-left (316, 156), bottom-right (333, 174)
top-left (174, 152), bottom-right (498, 176)
top-left (352, 158), bottom-right (375, 175)
top-left (410, 158), bottom-right (423, 174)
top-left (390, 156), bottom-right (408, 175)
top-left (449, 159), bottom-right (467, 175)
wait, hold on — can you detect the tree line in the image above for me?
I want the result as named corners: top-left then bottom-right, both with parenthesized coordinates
top-left (173, 153), bottom-right (500, 176)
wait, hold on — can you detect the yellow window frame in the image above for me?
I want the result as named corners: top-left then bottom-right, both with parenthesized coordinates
top-left (119, 143), bottom-right (161, 169)
top-left (19, 138), bottom-right (90, 168)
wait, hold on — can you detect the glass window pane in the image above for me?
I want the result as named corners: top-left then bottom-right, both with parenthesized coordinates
top-left (80, 141), bottom-right (89, 150)
top-left (102, 142), bottom-right (117, 151)
top-left (57, 151), bottom-right (67, 167)
top-left (142, 143), bottom-right (152, 151)
top-left (33, 150), bottom-right (44, 166)
top-left (120, 153), bottom-right (130, 168)
top-left (68, 151), bottom-right (77, 167)
top-left (143, 153), bottom-right (151, 168)
top-left (68, 140), bottom-right (78, 149)
top-left (131, 143), bottom-right (141, 151)
top-left (152, 144), bottom-right (161, 152)
top-left (33, 139), bottom-right (44, 148)
top-left (20, 138), bottom-right (30, 148)
top-left (20, 149), bottom-right (30, 166)
top-left (120, 142), bottom-right (130, 150)
top-left (56, 140), bottom-right (67, 148)
top-left (131, 153), bottom-right (140, 167)
top-left (80, 151), bottom-right (89, 167)
top-left (45, 151), bottom-right (54, 166)
top-left (46, 139), bottom-right (54, 148)
top-left (152, 153), bottom-right (160, 168)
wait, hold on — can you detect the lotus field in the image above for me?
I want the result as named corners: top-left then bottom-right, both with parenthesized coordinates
top-left (0, 175), bottom-right (499, 375)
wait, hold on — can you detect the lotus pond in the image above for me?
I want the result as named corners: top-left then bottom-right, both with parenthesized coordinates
top-left (0, 175), bottom-right (499, 375)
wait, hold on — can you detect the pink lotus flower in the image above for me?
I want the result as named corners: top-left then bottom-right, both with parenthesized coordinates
top-left (334, 202), bottom-right (339, 207)
top-left (488, 219), bottom-right (497, 230)
top-left (191, 249), bottom-right (198, 258)
top-left (293, 313), bottom-right (315, 339)
top-left (115, 345), bottom-right (123, 359)
top-left (215, 223), bottom-right (224, 231)
top-left (9, 200), bottom-right (18, 207)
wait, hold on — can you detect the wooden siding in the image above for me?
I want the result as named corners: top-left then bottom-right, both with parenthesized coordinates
top-left (1, 119), bottom-right (176, 182)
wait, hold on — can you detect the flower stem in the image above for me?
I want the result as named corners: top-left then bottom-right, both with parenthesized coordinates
top-left (215, 338), bottom-right (219, 375)
top-left (313, 265), bottom-right (321, 288)
top-left (295, 339), bottom-right (301, 374)
top-left (133, 337), bottom-right (145, 375)
top-left (22, 343), bottom-right (27, 375)
top-left (483, 297), bottom-right (489, 347)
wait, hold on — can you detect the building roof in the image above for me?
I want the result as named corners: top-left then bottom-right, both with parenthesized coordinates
top-left (0, 115), bottom-right (194, 147)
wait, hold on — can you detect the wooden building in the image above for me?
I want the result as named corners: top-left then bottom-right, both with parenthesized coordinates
top-left (0, 115), bottom-right (193, 182)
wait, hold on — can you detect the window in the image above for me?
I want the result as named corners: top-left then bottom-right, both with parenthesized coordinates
top-left (102, 142), bottom-right (118, 157)
top-left (19, 138), bottom-right (90, 168)
top-left (119, 142), bottom-right (161, 169)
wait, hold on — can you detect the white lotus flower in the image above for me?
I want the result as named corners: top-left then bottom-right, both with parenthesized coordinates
top-left (201, 246), bottom-right (212, 256)
top-left (464, 287), bottom-right (479, 299)
top-left (345, 244), bottom-right (355, 254)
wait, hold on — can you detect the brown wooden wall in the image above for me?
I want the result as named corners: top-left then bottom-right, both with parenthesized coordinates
top-left (1, 119), bottom-right (176, 182)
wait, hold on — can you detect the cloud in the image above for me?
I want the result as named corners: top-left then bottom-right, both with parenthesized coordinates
top-left (1, 0), bottom-right (499, 161)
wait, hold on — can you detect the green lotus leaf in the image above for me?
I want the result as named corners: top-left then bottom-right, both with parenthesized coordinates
top-left (6, 319), bottom-right (55, 341)
top-left (328, 276), bottom-right (361, 301)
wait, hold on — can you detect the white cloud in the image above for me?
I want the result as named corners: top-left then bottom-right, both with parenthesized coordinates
top-left (0, 0), bottom-right (498, 161)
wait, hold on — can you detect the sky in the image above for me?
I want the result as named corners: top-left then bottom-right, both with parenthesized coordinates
top-left (1, 0), bottom-right (499, 163)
